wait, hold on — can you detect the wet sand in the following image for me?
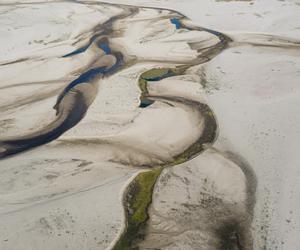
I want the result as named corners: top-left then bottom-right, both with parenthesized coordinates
top-left (0, 1), bottom-right (299, 250)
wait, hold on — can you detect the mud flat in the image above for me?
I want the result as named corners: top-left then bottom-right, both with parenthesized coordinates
top-left (136, 149), bottom-right (256, 250)
top-left (0, 2), bottom-right (224, 249)
top-left (0, 1), bottom-right (299, 250)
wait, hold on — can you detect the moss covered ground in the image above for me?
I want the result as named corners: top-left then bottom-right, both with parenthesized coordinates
top-left (114, 65), bottom-right (217, 249)
top-left (138, 66), bottom-right (188, 107)
top-left (113, 167), bottom-right (163, 250)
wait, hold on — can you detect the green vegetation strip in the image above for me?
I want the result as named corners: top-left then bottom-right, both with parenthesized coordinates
top-left (138, 65), bottom-right (217, 164)
top-left (113, 167), bottom-right (163, 250)
top-left (114, 65), bottom-right (217, 249)
top-left (112, 17), bottom-right (231, 247)
top-left (138, 66), bottom-right (188, 107)
top-left (173, 102), bottom-right (217, 164)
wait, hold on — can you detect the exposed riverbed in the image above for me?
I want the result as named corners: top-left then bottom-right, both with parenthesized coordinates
top-left (0, 1), bottom-right (299, 250)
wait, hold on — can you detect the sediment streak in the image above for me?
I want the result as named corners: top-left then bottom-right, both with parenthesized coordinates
top-left (0, 1), bottom-right (299, 249)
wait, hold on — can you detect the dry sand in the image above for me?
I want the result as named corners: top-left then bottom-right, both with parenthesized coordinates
top-left (0, 1), bottom-right (299, 249)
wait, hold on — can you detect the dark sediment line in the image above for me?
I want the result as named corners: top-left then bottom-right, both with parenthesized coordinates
top-left (216, 151), bottom-right (257, 250)
top-left (0, 47), bottom-right (124, 159)
top-left (149, 95), bottom-right (218, 163)
top-left (56, 38), bottom-right (124, 109)
top-left (0, 83), bottom-right (94, 159)
top-left (62, 6), bottom-right (138, 58)
top-left (0, 40), bottom-right (124, 159)
top-left (171, 17), bottom-right (232, 44)
top-left (0, 58), bottom-right (28, 66)
top-left (137, 17), bottom-right (231, 108)
top-left (222, 151), bottom-right (257, 211)
top-left (113, 93), bottom-right (218, 249)
top-left (110, 7), bottom-right (232, 248)
top-left (1, 29), bottom-right (126, 159)
top-left (53, 66), bottom-right (106, 112)
top-left (0, 3), bottom-right (254, 247)
top-left (0, 87), bottom-right (61, 112)
top-left (138, 67), bottom-right (188, 108)
top-left (0, 3), bottom-right (131, 159)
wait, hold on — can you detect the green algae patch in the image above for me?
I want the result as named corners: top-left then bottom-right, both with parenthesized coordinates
top-left (138, 68), bottom-right (172, 96)
top-left (114, 65), bottom-right (218, 249)
top-left (138, 78), bottom-right (148, 95)
top-left (139, 66), bottom-right (188, 84)
top-left (113, 167), bottom-right (163, 250)
top-left (138, 66), bottom-right (188, 108)
top-left (130, 168), bottom-right (162, 223)
top-left (113, 102), bottom-right (217, 249)
top-left (141, 68), bottom-right (170, 81)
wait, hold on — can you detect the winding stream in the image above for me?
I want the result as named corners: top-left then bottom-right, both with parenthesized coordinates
top-left (0, 1), bottom-right (299, 249)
